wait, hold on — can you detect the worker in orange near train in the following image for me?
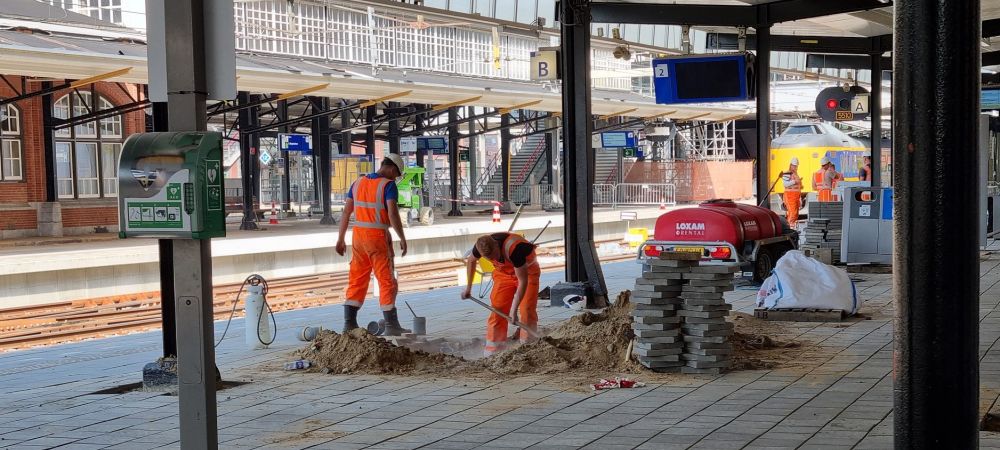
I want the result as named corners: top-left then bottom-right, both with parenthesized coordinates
top-left (812, 157), bottom-right (834, 202)
top-left (461, 233), bottom-right (541, 357)
top-left (781, 157), bottom-right (803, 227)
top-left (335, 154), bottom-right (410, 336)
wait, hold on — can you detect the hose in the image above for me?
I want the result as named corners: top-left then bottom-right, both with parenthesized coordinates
top-left (214, 274), bottom-right (277, 347)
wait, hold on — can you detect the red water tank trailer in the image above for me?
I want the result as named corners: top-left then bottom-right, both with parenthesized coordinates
top-left (644, 199), bottom-right (797, 281)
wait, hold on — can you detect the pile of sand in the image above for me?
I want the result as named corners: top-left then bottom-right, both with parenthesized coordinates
top-left (473, 291), bottom-right (639, 376)
top-left (297, 328), bottom-right (464, 375)
top-left (291, 293), bottom-right (811, 378)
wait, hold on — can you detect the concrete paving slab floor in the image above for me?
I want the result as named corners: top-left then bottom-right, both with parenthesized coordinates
top-left (3, 247), bottom-right (1000, 448)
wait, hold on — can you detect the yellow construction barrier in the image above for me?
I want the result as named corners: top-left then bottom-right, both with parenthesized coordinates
top-left (625, 227), bottom-right (649, 248)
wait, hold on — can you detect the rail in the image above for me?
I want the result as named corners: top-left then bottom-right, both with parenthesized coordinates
top-left (593, 183), bottom-right (677, 208)
top-left (512, 137), bottom-right (547, 186)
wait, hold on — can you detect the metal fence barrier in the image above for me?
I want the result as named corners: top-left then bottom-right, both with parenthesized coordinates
top-left (593, 183), bottom-right (677, 208)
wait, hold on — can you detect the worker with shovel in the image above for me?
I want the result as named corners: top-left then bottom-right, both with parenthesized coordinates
top-left (461, 233), bottom-right (541, 356)
top-left (336, 154), bottom-right (410, 336)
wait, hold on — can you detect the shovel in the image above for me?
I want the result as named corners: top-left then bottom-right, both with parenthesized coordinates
top-left (467, 296), bottom-right (543, 340)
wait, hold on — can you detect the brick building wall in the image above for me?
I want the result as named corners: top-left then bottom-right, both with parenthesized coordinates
top-left (0, 76), bottom-right (145, 238)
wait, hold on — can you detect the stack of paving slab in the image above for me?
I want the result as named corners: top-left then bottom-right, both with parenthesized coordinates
top-left (678, 261), bottom-right (737, 375)
top-left (804, 201), bottom-right (844, 261)
top-left (800, 217), bottom-right (842, 262)
top-left (631, 253), bottom-right (687, 372)
top-left (632, 251), bottom-right (737, 374)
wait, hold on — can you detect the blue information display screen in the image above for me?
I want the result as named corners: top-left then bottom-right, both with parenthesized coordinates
top-left (983, 89), bottom-right (1000, 110)
top-left (653, 54), bottom-right (752, 104)
top-left (417, 137), bottom-right (448, 154)
top-left (279, 133), bottom-right (312, 154)
top-left (600, 131), bottom-right (637, 149)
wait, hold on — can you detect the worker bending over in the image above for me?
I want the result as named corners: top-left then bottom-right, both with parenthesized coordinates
top-left (461, 233), bottom-right (541, 357)
top-left (781, 157), bottom-right (803, 227)
top-left (335, 154), bottom-right (410, 336)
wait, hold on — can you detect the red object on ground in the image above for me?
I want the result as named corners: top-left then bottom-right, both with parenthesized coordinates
top-left (652, 200), bottom-right (784, 250)
top-left (591, 377), bottom-right (645, 390)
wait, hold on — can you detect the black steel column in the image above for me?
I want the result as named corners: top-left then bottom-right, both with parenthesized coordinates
top-left (559, 0), bottom-right (607, 301)
top-left (365, 105), bottom-right (377, 156)
top-left (544, 131), bottom-right (554, 187)
top-left (500, 113), bottom-right (511, 207)
top-left (447, 106), bottom-right (462, 216)
top-left (278, 99), bottom-right (291, 211)
top-left (40, 82), bottom-right (56, 203)
top-left (388, 102), bottom-right (401, 156)
top-left (754, 18), bottom-right (771, 208)
top-left (237, 91), bottom-right (258, 230)
top-left (312, 97), bottom-right (335, 225)
top-left (869, 46), bottom-right (882, 187)
top-left (152, 101), bottom-right (176, 358)
top-left (893, 0), bottom-right (980, 447)
top-left (468, 106), bottom-right (478, 197)
top-left (340, 100), bottom-right (352, 157)
top-left (249, 94), bottom-right (262, 210)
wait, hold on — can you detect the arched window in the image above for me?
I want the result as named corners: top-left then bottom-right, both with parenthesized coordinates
top-left (0, 104), bottom-right (22, 181)
top-left (53, 92), bottom-right (123, 199)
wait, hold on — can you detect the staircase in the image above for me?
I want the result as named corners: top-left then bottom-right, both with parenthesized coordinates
top-left (483, 133), bottom-right (549, 188)
top-left (596, 150), bottom-right (620, 184)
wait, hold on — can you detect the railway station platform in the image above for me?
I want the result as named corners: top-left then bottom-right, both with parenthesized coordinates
top-left (0, 206), bottom-right (668, 310)
top-left (2, 251), bottom-right (1000, 449)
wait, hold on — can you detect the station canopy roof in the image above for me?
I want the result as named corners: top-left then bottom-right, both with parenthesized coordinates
top-left (0, 3), bottom-right (743, 123)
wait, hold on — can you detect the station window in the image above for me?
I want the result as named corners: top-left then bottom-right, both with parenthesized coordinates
top-left (53, 93), bottom-right (123, 199)
top-left (1, 104), bottom-right (23, 181)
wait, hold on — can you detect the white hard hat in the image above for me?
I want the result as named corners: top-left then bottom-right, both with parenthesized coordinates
top-left (790, 157), bottom-right (799, 166)
top-left (384, 153), bottom-right (405, 172)
top-left (820, 156), bottom-right (831, 166)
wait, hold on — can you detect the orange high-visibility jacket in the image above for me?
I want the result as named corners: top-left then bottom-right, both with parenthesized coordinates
top-left (351, 176), bottom-right (392, 231)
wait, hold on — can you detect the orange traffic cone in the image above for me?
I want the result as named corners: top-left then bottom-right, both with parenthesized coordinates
top-left (269, 201), bottom-right (279, 225)
top-left (492, 203), bottom-right (501, 223)
top-left (659, 197), bottom-right (666, 210)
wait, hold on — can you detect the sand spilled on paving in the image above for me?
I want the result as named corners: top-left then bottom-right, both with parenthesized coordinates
top-left (293, 291), bottom-right (808, 378)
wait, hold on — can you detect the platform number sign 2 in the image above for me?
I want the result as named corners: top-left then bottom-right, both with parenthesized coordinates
top-left (654, 64), bottom-right (669, 78)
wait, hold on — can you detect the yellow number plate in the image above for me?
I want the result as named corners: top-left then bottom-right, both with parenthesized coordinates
top-left (673, 246), bottom-right (703, 255)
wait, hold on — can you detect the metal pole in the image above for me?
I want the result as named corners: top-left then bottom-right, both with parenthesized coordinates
top-left (365, 104), bottom-right (377, 156)
top-left (312, 97), bottom-right (335, 225)
top-left (755, 18), bottom-right (771, 209)
top-left (448, 106), bottom-right (462, 216)
top-left (468, 106), bottom-right (478, 198)
top-left (559, 0), bottom-right (607, 302)
top-left (237, 91), bottom-right (258, 230)
top-left (893, 0), bottom-right (980, 447)
top-left (152, 101), bottom-right (176, 358)
top-left (388, 101), bottom-right (401, 156)
top-left (249, 94), bottom-right (262, 209)
top-left (500, 113), bottom-right (511, 208)
top-left (162, 0), bottom-right (217, 447)
top-left (278, 99), bottom-right (291, 211)
top-left (869, 46), bottom-right (882, 187)
top-left (544, 131), bottom-right (554, 191)
top-left (40, 82), bottom-right (57, 203)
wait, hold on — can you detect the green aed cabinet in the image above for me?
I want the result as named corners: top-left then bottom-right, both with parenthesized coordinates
top-left (117, 132), bottom-right (226, 239)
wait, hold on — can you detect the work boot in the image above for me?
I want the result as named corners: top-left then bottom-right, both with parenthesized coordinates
top-left (343, 305), bottom-right (360, 333)
top-left (382, 308), bottom-right (411, 336)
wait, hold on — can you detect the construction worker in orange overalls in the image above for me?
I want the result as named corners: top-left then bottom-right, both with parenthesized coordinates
top-left (461, 233), bottom-right (541, 357)
top-left (335, 154), bottom-right (410, 336)
top-left (812, 156), bottom-right (834, 202)
top-left (781, 157), bottom-right (803, 227)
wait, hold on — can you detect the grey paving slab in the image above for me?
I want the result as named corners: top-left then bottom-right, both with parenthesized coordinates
top-left (6, 255), bottom-right (1000, 449)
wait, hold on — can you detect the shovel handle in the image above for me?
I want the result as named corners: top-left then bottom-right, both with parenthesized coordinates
top-left (468, 297), bottom-right (543, 340)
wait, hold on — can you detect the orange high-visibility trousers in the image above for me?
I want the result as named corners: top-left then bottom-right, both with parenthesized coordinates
top-left (783, 191), bottom-right (801, 225)
top-left (484, 263), bottom-right (541, 355)
top-left (344, 228), bottom-right (397, 311)
top-left (817, 189), bottom-right (833, 202)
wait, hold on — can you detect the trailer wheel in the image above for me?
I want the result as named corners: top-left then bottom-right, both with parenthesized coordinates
top-left (753, 246), bottom-right (777, 282)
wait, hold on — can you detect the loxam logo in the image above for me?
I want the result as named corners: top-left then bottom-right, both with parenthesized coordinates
top-left (676, 222), bottom-right (706, 231)
top-left (743, 220), bottom-right (757, 228)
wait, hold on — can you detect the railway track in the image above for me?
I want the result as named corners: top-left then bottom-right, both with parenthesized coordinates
top-left (0, 244), bottom-right (636, 351)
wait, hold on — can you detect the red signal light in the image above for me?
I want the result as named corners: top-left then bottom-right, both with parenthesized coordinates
top-left (826, 99), bottom-right (838, 110)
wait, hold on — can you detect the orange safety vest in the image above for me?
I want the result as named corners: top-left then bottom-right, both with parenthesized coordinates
top-left (351, 176), bottom-right (392, 232)
top-left (485, 233), bottom-right (537, 275)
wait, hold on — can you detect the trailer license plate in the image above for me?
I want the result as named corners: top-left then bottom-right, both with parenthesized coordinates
top-left (674, 246), bottom-right (703, 255)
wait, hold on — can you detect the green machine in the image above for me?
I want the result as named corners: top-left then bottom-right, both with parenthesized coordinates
top-left (118, 132), bottom-right (226, 239)
top-left (396, 166), bottom-right (434, 226)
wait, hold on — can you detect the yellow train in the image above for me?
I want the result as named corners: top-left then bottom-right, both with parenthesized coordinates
top-left (768, 121), bottom-right (869, 214)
